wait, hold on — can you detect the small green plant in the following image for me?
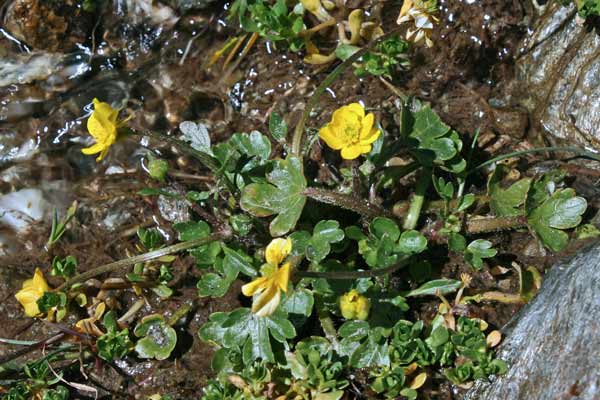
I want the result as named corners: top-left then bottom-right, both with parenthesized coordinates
top-left (561, 0), bottom-right (600, 17)
top-left (97, 311), bottom-right (133, 362)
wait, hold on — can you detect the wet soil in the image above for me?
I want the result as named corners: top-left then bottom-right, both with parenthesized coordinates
top-left (0, 0), bottom-right (598, 398)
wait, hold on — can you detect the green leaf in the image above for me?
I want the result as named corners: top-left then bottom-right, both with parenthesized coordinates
top-left (349, 335), bottom-right (390, 368)
top-left (396, 230), bottom-right (427, 254)
top-left (180, 121), bottom-right (213, 155)
top-left (240, 156), bottom-right (307, 236)
top-left (370, 217), bottom-right (400, 241)
top-left (97, 312), bottom-right (132, 362)
top-left (197, 273), bottom-right (232, 297)
top-left (465, 239), bottom-right (497, 269)
top-left (306, 220), bottom-right (345, 263)
top-left (230, 131), bottom-right (271, 162)
top-left (280, 289), bottom-right (314, 317)
top-left (488, 165), bottom-right (531, 217)
top-left (174, 220), bottom-right (211, 241)
top-left (448, 232), bottom-right (466, 252)
top-left (199, 308), bottom-right (295, 363)
top-left (223, 246), bottom-right (257, 277)
top-left (457, 193), bottom-right (476, 212)
top-left (405, 279), bottom-right (462, 297)
top-left (269, 112), bottom-right (288, 143)
top-left (575, 224), bottom-right (600, 240)
top-left (407, 104), bottom-right (466, 172)
top-left (527, 188), bottom-right (587, 252)
top-left (134, 314), bottom-right (177, 360)
top-left (335, 44), bottom-right (360, 61)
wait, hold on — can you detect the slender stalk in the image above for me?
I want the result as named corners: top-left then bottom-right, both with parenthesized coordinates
top-left (304, 187), bottom-right (394, 220)
top-left (467, 146), bottom-right (600, 176)
top-left (57, 232), bottom-right (230, 291)
top-left (465, 215), bottom-right (526, 234)
top-left (291, 28), bottom-right (402, 157)
top-left (393, 195), bottom-right (490, 217)
top-left (403, 168), bottom-right (431, 230)
top-left (167, 300), bottom-right (196, 326)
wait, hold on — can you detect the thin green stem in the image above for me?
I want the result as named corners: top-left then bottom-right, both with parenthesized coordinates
top-left (467, 146), bottom-right (600, 176)
top-left (291, 28), bottom-right (403, 158)
top-left (57, 232), bottom-right (230, 291)
top-left (168, 300), bottom-right (196, 326)
top-left (403, 168), bottom-right (431, 230)
top-left (304, 187), bottom-right (395, 220)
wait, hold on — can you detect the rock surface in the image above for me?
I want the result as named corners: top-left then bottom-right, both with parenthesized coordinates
top-left (504, 3), bottom-right (600, 149)
top-left (464, 242), bottom-right (600, 400)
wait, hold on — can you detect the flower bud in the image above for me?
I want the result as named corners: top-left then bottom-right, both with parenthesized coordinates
top-left (339, 289), bottom-right (370, 320)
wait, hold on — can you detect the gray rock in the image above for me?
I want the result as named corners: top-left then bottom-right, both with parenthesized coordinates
top-left (464, 242), bottom-right (600, 400)
top-left (506, 3), bottom-right (600, 149)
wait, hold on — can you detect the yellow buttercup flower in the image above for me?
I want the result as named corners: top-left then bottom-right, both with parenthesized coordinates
top-left (242, 238), bottom-right (292, 317)
top-left (339, 289), bottom-right (370, 320)
top-left (81, 98), bottom-right (126, 161)
top-left (15, 268), bottom-right (50, 317)
top-left (319, 103), bottom-right (381, 160)
top-left (397, 0), bottom-right (438, 48)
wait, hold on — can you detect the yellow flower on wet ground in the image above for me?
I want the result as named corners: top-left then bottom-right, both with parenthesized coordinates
top-left (81, 98), bottom-right (126, 161)
top-left (15, 268), bottom-right (50, 317)
top-left (339, 289), bottom-right (370, 320)
top-left (242, 238), bottom-right (292, 317)
top-left (319, 103), bottom-right (381, 160)
top-left (397, 0), bottom-right (438, 48)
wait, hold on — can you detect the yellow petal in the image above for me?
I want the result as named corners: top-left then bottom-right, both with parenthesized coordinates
top-left (341, 144), bottom-right (368, 160)
top-left (360, 127), bottom-right (381, 147)
top-left (93, 302), bottom-right (107, 321)
top-left (22, 301), bottom-right (41, 317)
top-left (359, 112), bottom-right (374, 137)
top-left (265, 238), bottom-right (292, 266)
top-left (397, 0), bottom-right (414, 24)
top-left (274, 262), bottom-right (291, 293)
top-left (32, 268), bottom-right (50, 293)
top-left (347, 9), bottom-right (363, 45)
top-left (345, 103), bottom-right (365, 119)
top-left (319, 126), bottom-right (345, 150)
top-left (304, 52), bottom-right (336, 65)
top-left (81, 142), bottom-right (106, 155)
top-left (242, 276), bottom-right (269, 297)
top-left (92, 98), bottom-right (119, 124)
top-left (87, 112), bottom-right (116, 142)
top-left (409, 372), bottom-right (427, 390)
top-left (252, 285), bottom-right (281, 317)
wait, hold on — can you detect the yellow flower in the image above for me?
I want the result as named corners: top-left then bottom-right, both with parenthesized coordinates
top-left (242, 238), bottom-right (292, 317)
top-left (319, 103), bottom-right (381, 160)
top-left (339, 289), bottom-right (370, 320)
top-left (397, 0), bottom-right (438, 48)
top-left (81, 98), bottom-right (125, 161)
top-left (15, 268), bottom-right (50, 317)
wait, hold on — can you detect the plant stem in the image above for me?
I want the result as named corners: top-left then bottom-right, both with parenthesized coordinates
top-left (167, 300), bottom-right (196, 326)
top-left (291, 28), bottom-right (402, 158)
top-left (465, 215), bottom-right (526, 234)
top-left (57, 232), bottom-right (230, 291)
top-left (295, 257), bottom-right (409, 279)
top-left (393, 195), bottom-right (490, 217)
top-left (467, 146), bottom-right (600, 176)
top-left (403, 168), bottom-right (431, 230)
top-left (304, 187), bottom-right (394, 220)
